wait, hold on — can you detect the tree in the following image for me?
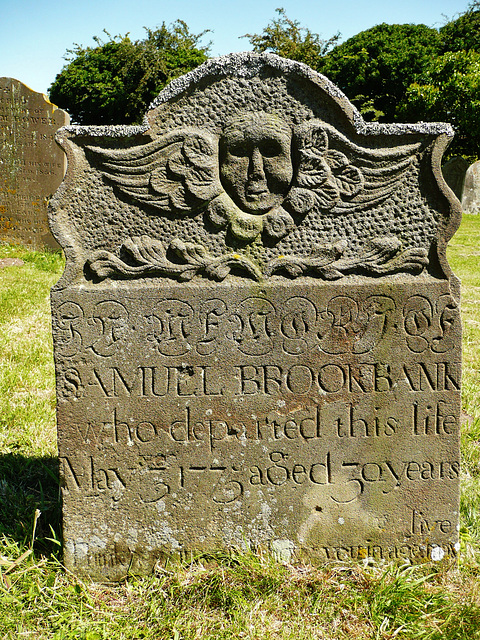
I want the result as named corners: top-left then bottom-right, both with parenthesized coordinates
top-left (245, 6), bottom-right (480, 157)
top-left (440, 2), bottom-right (480, 53)
top-left (49, 22), bottom-right (210, 125)
top-left (397, 2), bottom-right (480, 159)
top-left (399, 50), bottom-right (480, 158)
top-left (319, 23), bottom-right (442, 122)
top-left (243, 8), bottom-right (339, 70)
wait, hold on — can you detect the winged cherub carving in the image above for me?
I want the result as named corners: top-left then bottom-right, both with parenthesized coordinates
top-left (85, 112), bottom-right (430, 281)
top-left (88, 111), bottom-right (421, 244)
top-left (87, 112), bottom-right (426, 250)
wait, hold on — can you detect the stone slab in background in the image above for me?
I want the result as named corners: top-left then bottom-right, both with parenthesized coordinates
top-left (462, 160), bottom-right (480, 214)
top-left (50, 53), bottom-right (462, 581)
top-left (442, 155), bottom-right (469, 201)
top-left (0, 78), bottom-right (69, 249)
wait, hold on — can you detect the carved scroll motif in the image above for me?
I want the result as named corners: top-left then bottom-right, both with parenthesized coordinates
top-left (87, 236), bottom-right (263, 282)
top-left (87, 235), bottom-right (428, 282)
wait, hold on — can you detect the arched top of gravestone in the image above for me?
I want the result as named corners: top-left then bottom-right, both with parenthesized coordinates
top-left (0, 77), bottom-right (69, 128)
top-left (50, 52), bottom-right (461, 289)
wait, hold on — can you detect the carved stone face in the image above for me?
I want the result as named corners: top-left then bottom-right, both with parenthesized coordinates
top-left (219, 112), bottom-right (293, 214)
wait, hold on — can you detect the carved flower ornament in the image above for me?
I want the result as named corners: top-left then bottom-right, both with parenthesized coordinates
top-left (87, 114), bottom-right (366, 243)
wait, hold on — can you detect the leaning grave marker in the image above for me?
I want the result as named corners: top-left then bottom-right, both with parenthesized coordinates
top-left (0, 78), bottom-right (69, 249)
top-left (50, 53), bottom-right (462, 581)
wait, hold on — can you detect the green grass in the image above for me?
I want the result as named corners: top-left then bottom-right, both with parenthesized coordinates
top-left (1, 545), bottom-right (479, 639)
top-left (1, 221), bottom-right (480, 640)
top-left (446, 216), bottom-right (480, 560)
top-left (0, 243), bottom-right (62, 557)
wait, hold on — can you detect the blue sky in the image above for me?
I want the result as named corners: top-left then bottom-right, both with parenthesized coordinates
top-left (0, 0), bottom-right (471, 96)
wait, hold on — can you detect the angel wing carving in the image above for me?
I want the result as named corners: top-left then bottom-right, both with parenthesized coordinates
top-left (87, 128), bottom-right (222, 213)
top-left (287, 122), bottom-right (422, 216)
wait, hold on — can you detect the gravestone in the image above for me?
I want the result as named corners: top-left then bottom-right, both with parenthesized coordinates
top-left (0, 78), bottom-right (69, 249)
top-left (50, 53), bottom-right (462, 581)
top-left (462, 160), bottom-right (480, 214)
top-left (442, 156), bottom-right (468, 201)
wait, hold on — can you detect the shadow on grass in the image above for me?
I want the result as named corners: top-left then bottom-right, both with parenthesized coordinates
top-left (0, 453), bottom-right (61, 556)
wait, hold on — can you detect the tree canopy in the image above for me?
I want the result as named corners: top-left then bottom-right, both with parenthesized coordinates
top-left (399, 49), bottom-right (480, 157)
top-left (243, 8), bottom-right (339, 70)
top-left (49, 6), bottom-right (480, 158)
top-left (318, 23), bottom-right (442, 122)
top-left (49, 22), bottom-right (210, 125)
top-left (398, 3), bottom-right (480, 157)
top-left (244, 5), bottom-right (480, 158)
top-left (439, 1), bottom-right (480, 53)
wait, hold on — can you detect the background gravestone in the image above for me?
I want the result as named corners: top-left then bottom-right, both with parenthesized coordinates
top-left (0, 78), bottom-right (69, 249)
top-left (50, 53), bottom-right (462, 581)
top-left (462, 160), bottom-right (480, 214)
top-left (442, 156), bottom-right (469, 201)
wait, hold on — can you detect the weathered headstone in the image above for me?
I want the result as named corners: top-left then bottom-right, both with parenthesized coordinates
top-left (0, 78), bottom-right (69, 249)
top-left (442, 156), bottom-right (469, 201)
top-left (50, 53), bottom-right (462, 581)
top-left (462, 160), bottom-right (480, 214)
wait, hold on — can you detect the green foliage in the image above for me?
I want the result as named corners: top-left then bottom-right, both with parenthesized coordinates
top-left (243, 8), bottom-right (339, 70)
top-left (48, 6), bottom-right (480, 155)
top-left (319, 23), bottom-right (442, 122)
top-left (440, 2), bottom-right (480, 53)
top-left (1, 545), bottom-right (480, 639)
top-left (49, 22), bottom-right (210, 125)
top-left (0, 245), bottom-right (64, 557)
top-left (395, 3), bottom-right (480, 158)
top-left (245, 6), bottom-right (480, 156)
top-left (399, 50), bottom-right (480, 157)
top-left (446, 215), bottom-right (480, 565)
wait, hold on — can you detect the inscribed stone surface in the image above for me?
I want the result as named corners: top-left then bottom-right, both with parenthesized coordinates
top-left (0, 78), bottom-right (69, 249)
top-left (50, 53), bottom-right (462, 581)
